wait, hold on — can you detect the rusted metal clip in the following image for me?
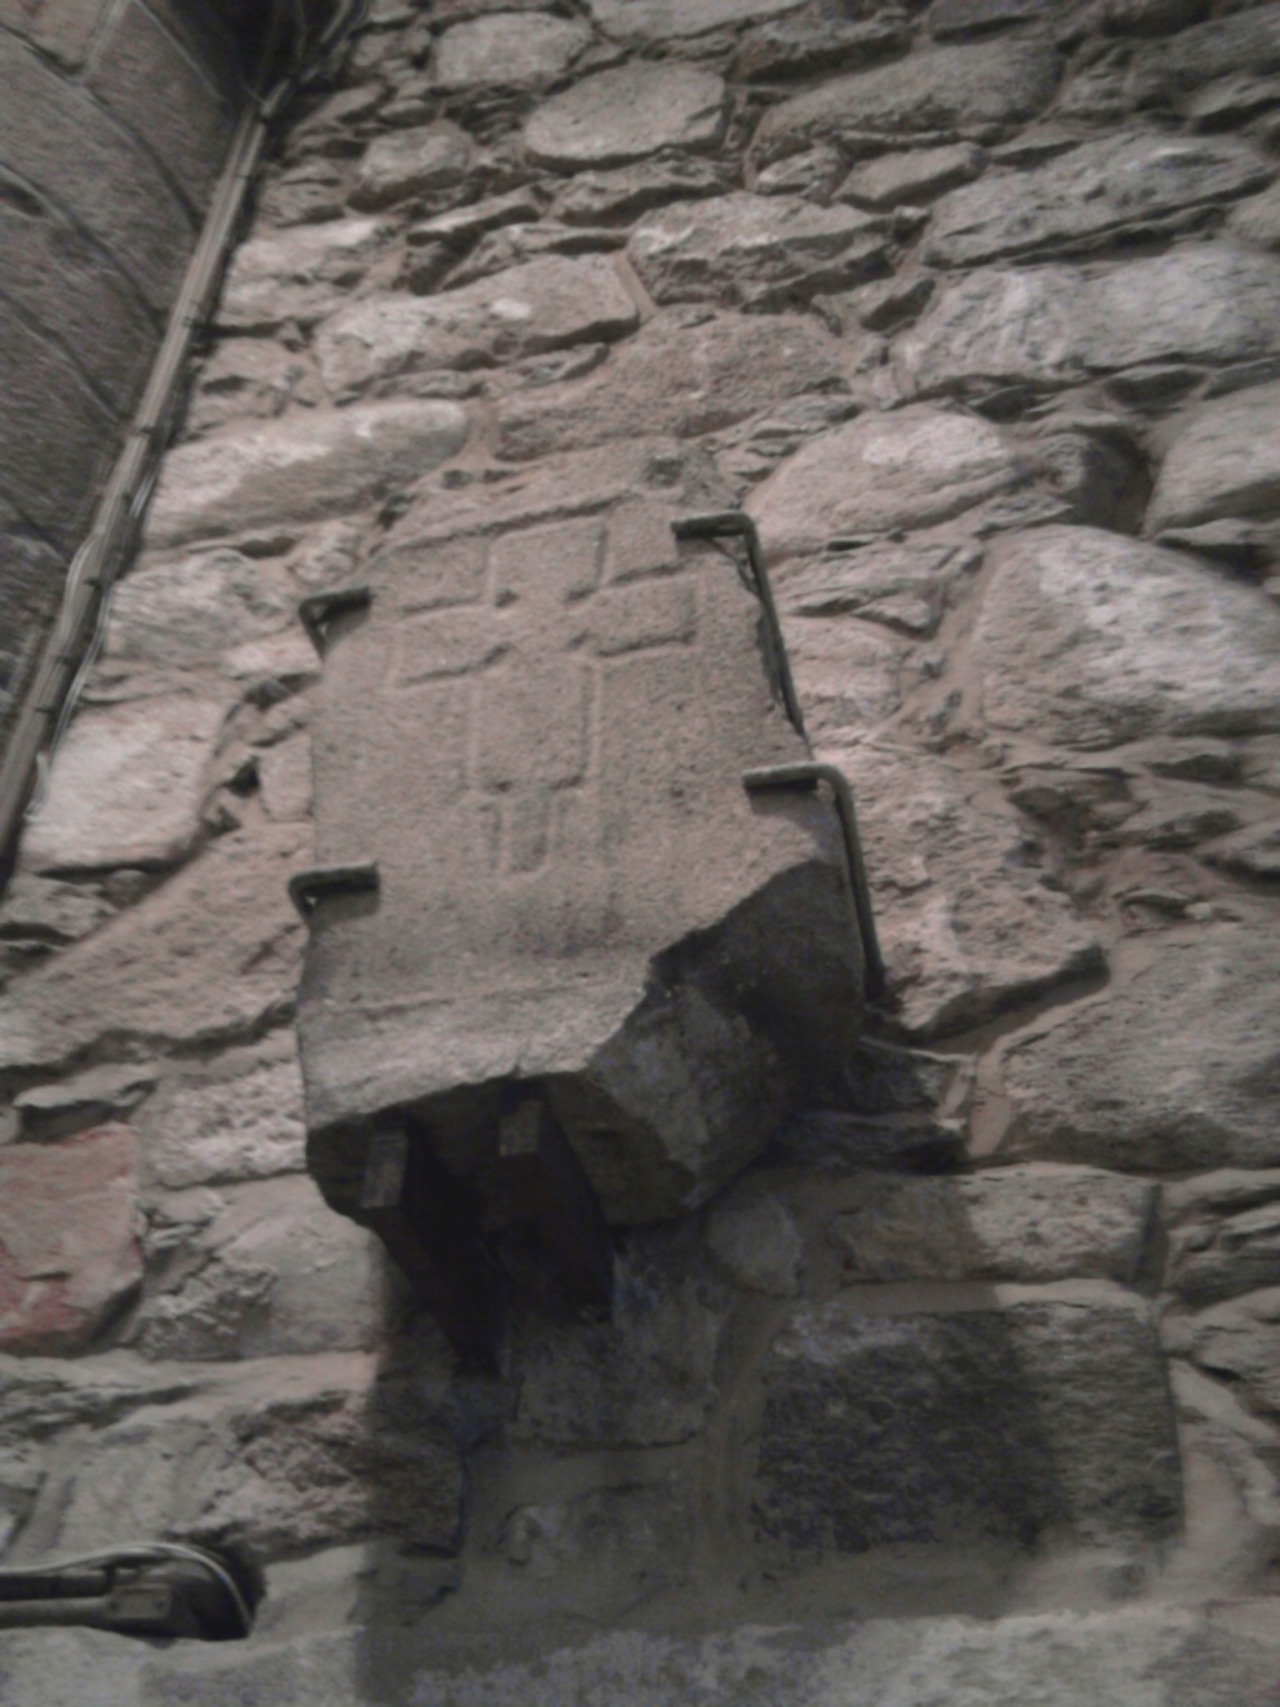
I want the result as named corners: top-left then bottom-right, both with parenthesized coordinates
top-left (288, 862), bottom-right (380, 922)
top-left (298, 584), bottom-right (371, 654)
top-left (672, 511), bottom-right (806, 739)
top-left (743, 762), bottom-right (887, 1001)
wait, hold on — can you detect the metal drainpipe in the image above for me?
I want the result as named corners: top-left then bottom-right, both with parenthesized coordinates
top-left (0, 0), bottom-right (367, 892)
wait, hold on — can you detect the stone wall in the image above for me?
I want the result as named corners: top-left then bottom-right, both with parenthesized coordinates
top-left (1, 0), bottom-right (1279, 1699)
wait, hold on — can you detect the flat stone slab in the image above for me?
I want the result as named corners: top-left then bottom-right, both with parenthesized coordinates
top-left (216, 217), bottom-right (392, 332)
top-left (747, 405), bottom-right (1026, 562)
top-left (832, 1165), bottom-right (1157, 1285)
top-left (1148, 381), bottom-right (1280, 532)
top-left (19, 696), bottom-right (224, 874)
top-left (897, 244), bottom-right (1280, 399)
top-left (313, 255), bottom-right (638, 396)
top-left (753, 38), bottom-right (1061, 161)
top-left (3, 1603), bottom-right (1280, 1707)
top-left (754, 1285), bottom-right (1180, 1552)
top-left (0, 1126), bottom-right (140, 1354)
top-left (496, 308), bottom-right (850, 461)
top-left (145, 402), bottom-right (469, 551)
top-left (350, 122), bottom-right (474, 211)
top-left (924, 133), bottom-right (1273, 268)
top-left (298, 440), bottom-right (863, 1227)
top-left (628, 193), bottom-right (889, 309)
top-left (972, 526), bottom-right (1280, 750)
top-left (998, 929), bottom-right (1280, 1173)
top-left (586, 0), bottom-right (808, 43)
top-left (431, 14), bottom-right (590, 90)
top-left (524, 63), bottom-right (727, 170)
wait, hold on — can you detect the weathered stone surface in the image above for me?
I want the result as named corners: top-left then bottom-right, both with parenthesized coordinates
top-left (586, 0), bottom-right (808, 44)
top-left (628, 193), bottom-right (889, 309)
top-left (20, 697), bottom-right (224, 875)
top-left (1229, 182), bottom-right (1280, 251)
top-left (831, 742), bottom-right (1102, 1039)
top-left (443, 222), bottom-right (624, 289)
top-left (132, 1176), bottom-right (391, 1361)
top-left (898, 246), bottom-right (1280, 399)
top-left (1148, 382), bottom-right (1280, 533)
top-left (0, 1127), bottom-right (141, 1354)
top-left (747, 406), bottom-right (1026, 562)
top-left (106, 550), bottom-right (295, 665)
top-left (563, 167), bottom-right (744, 243)
top-left (705, 1183), bottom-right (803, 1296)
top-left (0, 876), bottom-right (113, 947)
top-left (928, 0), bottom-right (1056, 37)
top-left (524, 64), bottom-right (727, 170)
top-left (5, 1604), bottom-right (1280, 1707)
top-left (832, 1165), bottom-right (1156, 1285)
top-left (1166, 1172), bottom-right (1280, 1307)
top-left (755, 1286), bottom-right (1180, 1551)
top-left (1178, 1287), bottom-right (1280, 1419)
top-left (513, 1252), bottom-right (723, 1446)
top-left (999, 928), bottom-right (1280, 1172)
top-left (142, 1041), bottom-right (307, 1189)
top-left (432, 14), bottom-right (590, 89)
top-left (736, 13), bottom-right (908, 81)
top-left (216, 217), bottom-right (393, 332)
top-left (1103, 0), bottom-right (1208, 36)
top-left (778, 539), bottom-right (981, 637)
top-left (186, 341), bottom-right (321, 436)
top-left (0, 827), bottom-right (307, 1075)
top-left (973, 528), bottom-right (1280, 749)
top-left (496, 309), bottom-right (849, 460)
top-left (300, 441), bottom-right (861, 1225)
top-left (840, 143), bottom-right (986, 210)
top-left (1203, 818), bottom-right (1280, 882)
top-left (313, 257), bottom-right (638, 396)
top-left (925, 134), bottom-right (1272, 268)
top-left (145, 403), bottom-right (468, 550)
top-left (782, 616), bottom-right (906, 741)
top-left (4, 1351), bottom-right (463, 1559)
top-left (753, 39), bottom-right (1061, 161)
top-left (499, 1477), bottom-right (693, 1614)
top-left (350, 122), bottom-right (474, 211)
top-left (1129, 5), bottom-right (1280, 105)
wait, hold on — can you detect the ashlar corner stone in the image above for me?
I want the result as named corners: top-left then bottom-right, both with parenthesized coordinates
top-left (297, 441), bottom-right (865, 1326)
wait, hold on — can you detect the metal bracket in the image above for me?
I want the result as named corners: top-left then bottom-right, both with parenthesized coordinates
top-left (0, 1542), bottom-right (254, 1641)
top-left (743, 762), bottom-right (887, 1001)
top-left (672, 511), bottom-right (806, 739)
top-left (288, 862), bottom-right (380, 922)
top-left (298, 584), bottom-right (371, 654)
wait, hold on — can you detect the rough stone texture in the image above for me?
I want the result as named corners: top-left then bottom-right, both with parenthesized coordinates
top-left (186, 340), bottom-right (322, 436)
top-left (141, 1042), bottom-right (308, 1189)
top-left (999, 929), bottom-right (1280, 1172)
top-left (898, 245), bottom-right (1280, 399)
top-left (755, 1286), bottom-right (1180, 1551)
top-left (973, 527), bottom-right (1280, 750)
top-left (925, 134), bottom-right (1274, 268)
top-left (778, 539), bottom-right (980, 637)
top-left (753, 39), bottom-right (1061, 161)
top-left (736, 13), bottom-right (909, 82)
top-left (3, 1352), bottom-right (463, 1560)
top-left (496, 309), bottom-right (850, 460)
top-left (313, 256), bottom-right (638, 395)
top-left (1165, 1172), bottom-right (1280, 1307)
top-left (1229, 182), bottom-right (1280, 252)
top-left (1148, 382), bottom-right (1280, 531)
top-left (0, 827), bottom-right (307, 1075)
top-left (350, 123), bottom-right (474, 211)
top-left (105, 549), bottom-right (295, 665)
top-left (832, 742), bottom-right (1102, 1039)
top-left (300, 441), bottom-right (861, 1224)
top-left (586, 0), bottom-right (808, 44)
top-left (1129, 6), bottom-right (1280, 106)
top-left (705, 1184), bottom-right (804, 1296)
top-left (0, 1127), bottom-right (141, 1354)
top-left (748, 406), bottom-right (1027, 561)
top-left (4, 1605), bottom-right (1280, 1707)
top-left (216, 217), bottom-right (393, 332)
top-left (839, 142), bottom-right (986, 209)
top-left (628, 194), bottom-right (889, 309)
top-left (551, 156), bottom-right (736, 226)
top-left (1177, 1288), bottom-right (1280, 1420)
top-left (432, 14), bottom-right (590, 90)
top-left (19, 697), bottom-right (224, 874)
top-left (145, 402), bottom-right (469, 549)
top-left (131, 1176), bottom-right (391, 1361)
top-left (832, 1166), bottom-right (1157, 1285)
top-left (524, 64), bottom-right (727, 170)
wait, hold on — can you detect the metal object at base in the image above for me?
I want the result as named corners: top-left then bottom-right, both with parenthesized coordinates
top-left (743, 762), bottom-right (887, 1002)
top-left (299, 585), bottom-right (372, 655)
top-left (0, 1542), bottom-right (255, 1641)
top-left (289, 861), bottom-right (381, 922)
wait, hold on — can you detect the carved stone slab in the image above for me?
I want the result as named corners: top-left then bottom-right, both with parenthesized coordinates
top-left (297, 441), bottom-right (862, 1247)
